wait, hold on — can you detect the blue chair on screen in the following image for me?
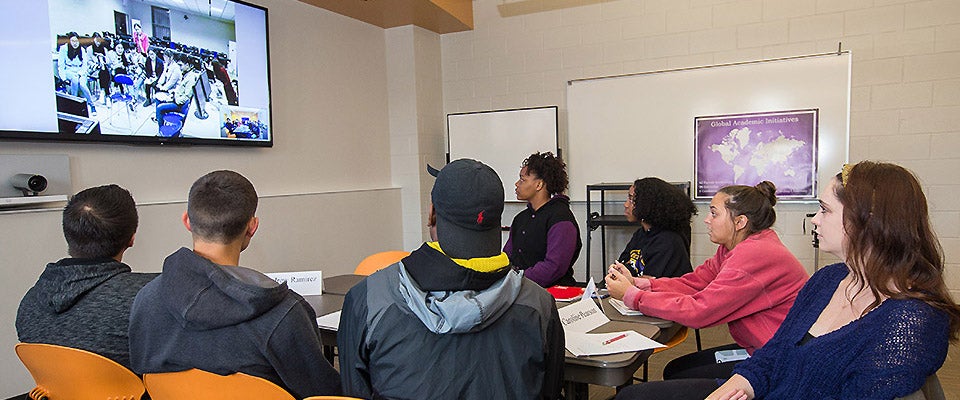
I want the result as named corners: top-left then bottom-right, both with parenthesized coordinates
top-left (108, 74), bottom-right (137, 128)
top-left (158, 99), bottom-right (191, 137)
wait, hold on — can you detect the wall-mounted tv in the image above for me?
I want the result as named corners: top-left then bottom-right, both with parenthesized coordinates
top-left (0, 0), bottom-right (272, 147)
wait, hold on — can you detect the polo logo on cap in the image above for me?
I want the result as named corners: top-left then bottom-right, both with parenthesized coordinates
top-left (477, 210), bottom-right (484, 224)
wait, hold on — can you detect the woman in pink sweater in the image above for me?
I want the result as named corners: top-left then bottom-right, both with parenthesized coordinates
top-left (606, 181), bottom-right (808, 380)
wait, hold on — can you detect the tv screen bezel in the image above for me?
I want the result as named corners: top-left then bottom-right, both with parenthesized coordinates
top-left (0, 0), bottom-right (274, 148)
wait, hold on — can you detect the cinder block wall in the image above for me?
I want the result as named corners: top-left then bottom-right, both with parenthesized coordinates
top-left (438, 0), bottom-right (960, 297)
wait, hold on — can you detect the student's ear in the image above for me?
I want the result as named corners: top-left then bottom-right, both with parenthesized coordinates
top-left (128, 233), bottom-right (136, 248)
top-left (182, 211), bottom-right (192, 232)
top-left (246, 216), bottom-right (259, 238)
top-left (734, 215), bottom-right (748, 230)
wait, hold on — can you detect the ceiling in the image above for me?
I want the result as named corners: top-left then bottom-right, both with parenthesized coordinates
top-left (136, 0), bottom-right (237, 21)
top-left (296, 0), bottom-right (473, 34)
top-left (135, 0), bottom-right (473, 34)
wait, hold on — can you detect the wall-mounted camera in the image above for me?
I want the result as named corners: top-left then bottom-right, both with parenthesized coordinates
top-left (9, 174), bottom-right (48, 196)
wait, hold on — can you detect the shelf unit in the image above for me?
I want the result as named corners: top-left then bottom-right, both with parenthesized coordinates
top-left (584, 181), bottom-right (691, 281)
top-left (585, 183), bottom-right (632, 281)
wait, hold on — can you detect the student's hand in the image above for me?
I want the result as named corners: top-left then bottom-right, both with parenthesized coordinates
top-left (711, 389), bottom-right (748, 400)
top-left (605, 265), bottom-right (633, 301)
top-left (707, 374), bottom-right (754, 400)
top-left (609, 261), bottom-right (630, 276)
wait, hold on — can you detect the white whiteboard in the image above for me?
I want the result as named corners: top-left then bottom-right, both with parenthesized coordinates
top-left (567, 52), bottom-right (851, 202)
top-left (447, 106), bottom-right (559, 200)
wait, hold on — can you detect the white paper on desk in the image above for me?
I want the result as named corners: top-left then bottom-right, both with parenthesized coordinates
top-left (558, 297), bottom-right (609, 334)
top-left (565, 330), bottom-right (664, 357)
top-left (584, 277), bottom-right (599, 300)
top-left (316, 310), bottom-right (340, 331)
top-left (265, 271), bottom-right (323, 296)
top-left (609, 298), bottom-right (644, 316)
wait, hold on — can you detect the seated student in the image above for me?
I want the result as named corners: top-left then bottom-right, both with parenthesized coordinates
top-left (338, 159), bottom-right (564, 400)
top-left (503, 152), bottom-right (582, 287)
top-left (16, 184), bottom-right (156, 369)
top-left (606, 182), bottom-right (808, 381)
top-left (613, 177), bottom-right (697, 278)
top-left (153, 50), bottom-right (181, 99)
top-left (154, 58), bottom-right (201, 130)
top-left (128, 170), bottom-right (340, 398)
top-left (702, 162), bottom-right (960, 400)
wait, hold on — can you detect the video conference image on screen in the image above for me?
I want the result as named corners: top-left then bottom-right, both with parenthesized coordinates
top-left (1, 0), bottom-right (272, 145)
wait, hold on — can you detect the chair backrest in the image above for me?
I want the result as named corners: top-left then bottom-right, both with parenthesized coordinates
top-left (895, 373), bottom-right (945, 400)
top-left (143, 368), bottom-right (295, 400)
top-left (114, 74), bottom-right (134, 86)
top-left (653, 326), bottom-right (688, 354)
top-left (303, 397), bottom-right (365, 400)
top-left (15, 343), bottom-right (145, 400)
top-left (354, 250), bottom-right (410, 276)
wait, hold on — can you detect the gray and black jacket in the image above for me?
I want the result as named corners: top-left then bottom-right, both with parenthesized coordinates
top-left (338, 242), bottom-right (565, 400)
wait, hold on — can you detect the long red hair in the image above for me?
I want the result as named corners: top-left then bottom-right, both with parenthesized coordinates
top-left (837, 161), bottom-right (960, 340)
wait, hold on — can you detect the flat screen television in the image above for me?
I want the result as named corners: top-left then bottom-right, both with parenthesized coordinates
top-left (0, 0), bottom-right (272, 147)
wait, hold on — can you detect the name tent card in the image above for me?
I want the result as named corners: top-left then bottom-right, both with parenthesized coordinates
top-left (557, 295), bottom-right (609, 334)
top-left (265, 271), bottom-right (323, 296)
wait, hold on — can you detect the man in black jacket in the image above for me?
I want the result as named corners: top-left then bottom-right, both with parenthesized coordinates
top-left (128, 170), bottom-right (340, 398)
top-left (339, 159), bottom-right (565, 399)
top-left (17, 184), bottom-right (155, 369)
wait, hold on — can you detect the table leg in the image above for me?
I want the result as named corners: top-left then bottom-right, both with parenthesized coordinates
top-left (563, 381), bottom-right (590, 400)
top-left (322, 344), bottom-right (335, 365)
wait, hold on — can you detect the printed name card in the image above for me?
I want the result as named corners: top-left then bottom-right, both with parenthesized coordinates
top-left (557, 296), bottom-right (609, 334)
top-left (265, 271), bottom-right (323, 296)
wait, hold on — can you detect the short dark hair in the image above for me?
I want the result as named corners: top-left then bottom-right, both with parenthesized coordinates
top-left (631, 177), bottom-right (697, 251)
top-left (521, 152), bottom-right (568, 195)
top-left (187, 170), bottom-right (258, 243)
top-left (717, 181), bottom-right (778, 235)
top-left (62, 184), bottom-right (138, 259)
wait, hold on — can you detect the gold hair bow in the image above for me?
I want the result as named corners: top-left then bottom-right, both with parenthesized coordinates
top-left (841, 163), bottom-right (854, 187)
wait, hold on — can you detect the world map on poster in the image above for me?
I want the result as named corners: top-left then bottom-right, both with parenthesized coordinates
top-left (695, 110), bottom-right (818, 199)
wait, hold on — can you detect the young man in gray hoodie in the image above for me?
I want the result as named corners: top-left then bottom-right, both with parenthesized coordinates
top-left (338, 159), bottom-right (565, 399)
top-left (17, 184), bottom-right (156, 369)
top-left (128, 170), bottom-right (340, 398)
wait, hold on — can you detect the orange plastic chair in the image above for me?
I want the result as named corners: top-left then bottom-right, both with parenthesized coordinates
top-left (639, 326), bottom-right (690, 382)
top-left (144, 369), bottom-right (295, 400)
top-left (354, 250), bottom-right (409, 276)
top-left (15, 343), bottom-right (145, 400)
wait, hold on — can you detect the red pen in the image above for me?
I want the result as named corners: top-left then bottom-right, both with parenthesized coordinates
top-left (602, 333), bottom-right (628, 345)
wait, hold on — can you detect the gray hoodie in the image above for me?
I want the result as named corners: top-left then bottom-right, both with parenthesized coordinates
top-left (16, 258), bottom-right (157, 369)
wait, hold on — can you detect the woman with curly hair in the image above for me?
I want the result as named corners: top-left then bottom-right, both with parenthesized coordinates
top-left (613, 177), bottom-right (697, 278)
top-left (607, 181), bottom-right (808, 385)
top-left (504, 152), bottom-right (582, 287)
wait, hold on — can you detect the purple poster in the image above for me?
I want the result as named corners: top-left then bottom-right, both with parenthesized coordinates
top-left (694, 109), bottom-right (818, 199)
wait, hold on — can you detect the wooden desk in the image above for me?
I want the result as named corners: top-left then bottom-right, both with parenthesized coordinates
top-left (310, 275), bottom-right (674, 400)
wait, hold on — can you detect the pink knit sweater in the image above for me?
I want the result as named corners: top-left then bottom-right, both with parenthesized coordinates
top-left (622, 229), bottom-right (808, 353)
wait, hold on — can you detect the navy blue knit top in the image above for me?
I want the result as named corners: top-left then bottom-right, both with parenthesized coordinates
top-left (734, 263), bottom-right (949, 399)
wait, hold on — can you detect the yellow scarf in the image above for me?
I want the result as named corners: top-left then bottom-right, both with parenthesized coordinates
top-left (426, 241), bottom-right (510, 273)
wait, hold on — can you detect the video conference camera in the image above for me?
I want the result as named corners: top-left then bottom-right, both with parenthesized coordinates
top-left (9, 173), bottom-right (48, 196)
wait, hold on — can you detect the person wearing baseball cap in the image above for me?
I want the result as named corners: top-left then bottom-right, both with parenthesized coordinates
top-left (338, 159), bottom-right (565, 399)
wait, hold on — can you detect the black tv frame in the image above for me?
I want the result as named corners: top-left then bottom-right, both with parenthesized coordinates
top-left (0, 0), bottom-right (273, 148)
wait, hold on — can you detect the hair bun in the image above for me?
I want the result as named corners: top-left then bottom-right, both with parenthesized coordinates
top-left (755, 181), bottom-right (778, 206)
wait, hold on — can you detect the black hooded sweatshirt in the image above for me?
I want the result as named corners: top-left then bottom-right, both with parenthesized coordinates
top-left (128, 248), bottom-right (341, 398)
